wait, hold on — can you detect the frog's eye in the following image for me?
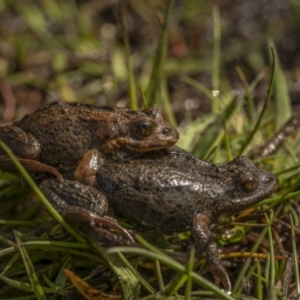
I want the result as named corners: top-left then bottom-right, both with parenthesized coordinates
top-left (131, 120), bottom-right (154, 138)
top-left (239, 175), bottom-right (258, 193)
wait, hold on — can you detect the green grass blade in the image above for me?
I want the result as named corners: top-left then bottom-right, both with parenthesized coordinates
top-left (13, 231), bottom-right (47, 300)
top-left (290, 214), bottom-right (300, 295)
top-left (163, 271), bottom-right (188, 296)
top-left (1, 253), bottom-right (21, 275)
top-left (108, 245), bottom-right (235, 300)
top-left (0, 274), bottom-right (57, 294)
top-left (265, 212), bottom-right (275, 287)
top-left (155, 260), bottom-right (165, 292)
top-left (119, 0), bottom-right (138, 110)
top-left (185, 247), bottom-right (195, 300)
top-left (145, 0), bottom-right (174, 106)
top-left (193, 97), bottom-right (239, 159)
top-left (234, 64), bottom-right (255, 123)
top-left (255, 260), bottom-right (263, 300)
top-left (83, 233), bottom-right (143, 299)
top-left (233, 225), bottom-right (269, 295)
top-left (182, 76), bottom-right (213, 100)
top-left (268, 40), bottom-right (291, 130)
top-left (160, 76), bottom-right (177, 126)
top-left (176, 113), bottom-right (215, 152)
top-left (212, 5), bottom-right (221, 112)
top-left (238, 47), bottom-right (276, 156)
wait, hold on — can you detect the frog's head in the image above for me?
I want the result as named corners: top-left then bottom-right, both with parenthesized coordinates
top-left (123, 107), bottom-right (179, 152)
top-left (215, 156), bottom-right (279, 216)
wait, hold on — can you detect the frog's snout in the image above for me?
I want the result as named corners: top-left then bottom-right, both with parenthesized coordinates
top-left (262, 173), bottom-right (279, 194)
top-left (160, 124), bottom-right (179, 142)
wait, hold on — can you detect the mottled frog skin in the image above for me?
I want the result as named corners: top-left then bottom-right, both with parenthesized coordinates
top-left (0, 102), bottom-right (179, 171)
top-left (40, 146), bottom-right (279, 290)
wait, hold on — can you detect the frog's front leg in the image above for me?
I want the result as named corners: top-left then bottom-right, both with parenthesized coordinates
top-left (39, 179), bottom-right (133, 243)
top-left (0, 126), bottom-right (41, 159)
top-left (73, 149), bottom-right (105, 186)
top-left (192, 213), bottom-right (231, 291)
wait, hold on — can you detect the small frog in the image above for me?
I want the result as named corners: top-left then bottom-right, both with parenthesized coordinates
top-left (39, 147), bottom-right (279, 290)
top-left (0, 102), bottom-right (179, 172)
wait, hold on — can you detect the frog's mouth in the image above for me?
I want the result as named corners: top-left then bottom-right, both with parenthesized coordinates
top-left (125, 140), bottom-right (177, 152)
top-left (126, 129), bottom-right (180, 152)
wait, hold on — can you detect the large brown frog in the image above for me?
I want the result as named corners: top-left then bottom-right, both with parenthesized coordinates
top-left (0, 102), bottom-right (179, 173)
top-left (40, 146), bottom-right (279, 290)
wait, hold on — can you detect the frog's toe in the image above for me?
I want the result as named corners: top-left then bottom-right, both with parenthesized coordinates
top-left (207, 262), bottom-right (231, 291)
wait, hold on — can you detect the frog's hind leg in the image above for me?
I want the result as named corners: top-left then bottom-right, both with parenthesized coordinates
top-left (0, 125), bottom-right (41, 159)
top-left (40, 179), bottom-right (134, 243)
top-left (0, 156), bottom-right (63, 181)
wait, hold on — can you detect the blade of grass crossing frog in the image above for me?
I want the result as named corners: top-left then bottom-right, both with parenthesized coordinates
top-left (0, 140), bottom-right (86, 243)
top-left (238, 47), bottom-right (276, 156)
top-left (268, 40), bottom-right (292, 130)
top-left (145, 0), bottom-right (174, 107)
top-left (84, 233), bottom-right (143, 299)
top-left (193, 97), bottom-right (239, 160)
top-left (290, 214), bottom-right (300, 295)
top-left (119, 0), bottom-right (138, 110)
top-left (13, 231), bottom-right (46, 300)
top-left (212, 5), bottom-right (221, 112)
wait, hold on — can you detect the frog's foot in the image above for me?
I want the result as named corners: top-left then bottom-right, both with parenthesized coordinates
top-left (0, 125), bottom-right (41, 159)
top-left (64, 210), bottom-right (134, 243)
top-left (73, 149), bottom-right (105, 186)
top-left (39, 179), bottom-right (133, 243)
top-left (201, 251), bottom-right (231, 291)
top-left (192, 213), bottom-right (231, 291)
top-left (0, 155), bottom-right (63, 182)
